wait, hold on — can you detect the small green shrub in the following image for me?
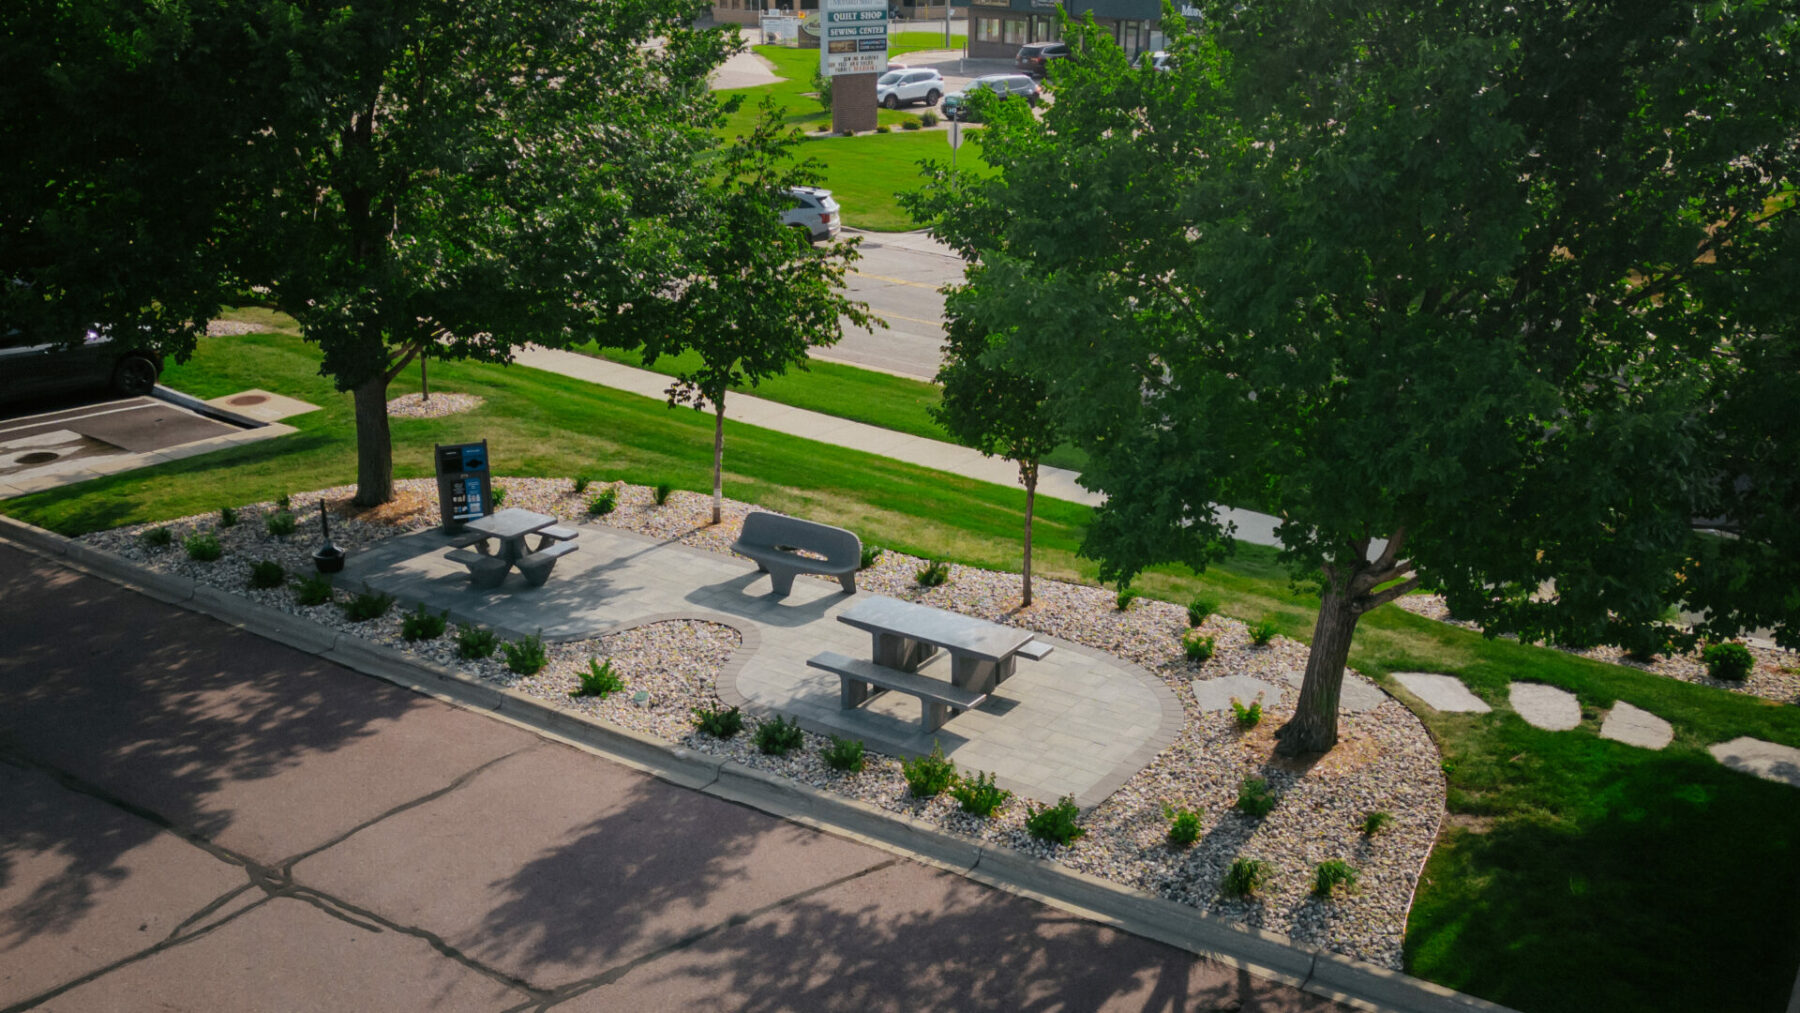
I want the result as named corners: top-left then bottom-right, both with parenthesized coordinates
top-left (950, 770), bottom-right (1010, 817)
top-left (140, 526), bottom-right (174, 549)
top-left (491, 486), bottom-right (507, 507)
top-left (901, 743), bottom-right (957, 798)
top-left (454, 622), bottom-right (499, 660)
top-left (341, 586), bottom-right (395, 622)
top-left (218, 505), bottom-right (238, 528)
top-left (692, 703), bottom-right (744, 738)
top-left (1703, 642), bottom-right (1754, 681)
top-left (1248, 618), bottom-right (1278, 646)
top-left (1115, 586), bottom-right (1140, 611)
top-left (1313, 859), bottom-right (1359, 898)
top-left (822, 735), bottom-right (866, 772)
top-left (875, 124), bottom-right (891, 133)
top-left (915, 558), bottom-right (950, 587)
top-left (266, 511), bottom-right (297, 537)
top-left (921, 110), bottom-right (939, 126)
top-left (292, 574), bottom-right (334, 607)
top-left (1236, 776), bottom-right (1276, 818)
top-left (1186, 595), bottom-right (1218, 627)
top-left (247, 559), bottom-right (286, 589)
top-left (859, 544), bottom-right (884, 570)
top-left (901, 119), bottom-right (921, 130)
top-left (1025, 795), bottom-right (1086, 845)
top-left (754, 714), bottom-right (805, 755)
top-left (276, 492), bottom-right (292, 512)
top-left (400, 603), bottom-right (448, 641)
top-left (1165, 806), bottom-right (1203, 849)
top-left (1362, 811), bottom-right (1394, 835)
top-left (587, 488), bottom-right (618, 516)
top-left (501, 631), bottom-right (548, 675)
top-left (571, 474), bottom-right (591, 495)
top-left (654, 482), bottom-right (673, 505)
top-left (573, 657), bottom-right (625, 698)
top-left (815, 123), bottom-right (830, 133)
top-left (1230, 694), bottom-right (1263, 730)
top-left (1182, 631), bottom-right (1216, 663)
top-left (1223, 857), bottom-right (1274, 898)
top-left (184, 532), bottom-right (222, 561)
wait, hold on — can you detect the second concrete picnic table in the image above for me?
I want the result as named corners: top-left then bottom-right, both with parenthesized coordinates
top-left (445, 508), bottom-right (579, 589)
top-left (836, 595), bottom-right (1051, 695)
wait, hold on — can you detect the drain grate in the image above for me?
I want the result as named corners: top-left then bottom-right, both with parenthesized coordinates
top-left (228, 394), bottom-right (270, 406)
top-left (18, 451), bottom-right (60, 465)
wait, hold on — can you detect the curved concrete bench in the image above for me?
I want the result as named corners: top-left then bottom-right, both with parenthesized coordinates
top-left (729, 511), bottom-right (860, 597)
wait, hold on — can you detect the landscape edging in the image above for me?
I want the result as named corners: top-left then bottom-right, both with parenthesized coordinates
top-left (0, 517), bottom-right (1518, 1013)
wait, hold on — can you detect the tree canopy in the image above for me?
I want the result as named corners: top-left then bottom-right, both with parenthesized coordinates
top-left (910, 0), bottom-right (1800, 752)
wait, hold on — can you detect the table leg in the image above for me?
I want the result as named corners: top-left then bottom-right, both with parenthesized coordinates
top-left (951, 654), bottom-right (999, 695)
top-left (499, 535), bottom-right (526, 566)
top-left (873, 632), bottom-right (935, 671)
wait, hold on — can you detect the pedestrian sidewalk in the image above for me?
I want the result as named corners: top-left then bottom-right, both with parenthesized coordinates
top-left (510, 346), bottom-right (1286, 547)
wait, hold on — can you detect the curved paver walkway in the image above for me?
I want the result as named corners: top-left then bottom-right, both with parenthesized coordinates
top-left (345, 522), bottom-right (1181, 808)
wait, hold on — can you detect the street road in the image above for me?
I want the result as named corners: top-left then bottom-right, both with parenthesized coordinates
top-left (822, 228), bottom-right (964, 379)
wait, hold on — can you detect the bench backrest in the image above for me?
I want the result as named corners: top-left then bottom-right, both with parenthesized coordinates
top-left (739, 511), bottom-right (862, 566)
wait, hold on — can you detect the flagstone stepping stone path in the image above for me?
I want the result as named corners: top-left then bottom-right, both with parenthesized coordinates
top-left (1392, 671), bottom-right (1492, 713)
top-left (1508, 682), bottom-right (1582, 731)
top-left (1599, 700), bottom-right (1675, 750)
top-left (1279, 667), bottom-right (1388, 712)
top-left (1708, 737), bottom-right (1800, 788)
top-left (1190, 673), bottom-right (1284, 712)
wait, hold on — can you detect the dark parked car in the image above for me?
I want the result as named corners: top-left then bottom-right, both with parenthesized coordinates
top-left (1015, 41), bottom-right (1069, 77)
top-left (940, 74), bottom-right (1040, 121)
top-left (0, 330), bottom-right (164, 405)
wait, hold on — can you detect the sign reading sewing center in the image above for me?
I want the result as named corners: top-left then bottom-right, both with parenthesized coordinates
top-left (821, 0), bottom-right (886, 132)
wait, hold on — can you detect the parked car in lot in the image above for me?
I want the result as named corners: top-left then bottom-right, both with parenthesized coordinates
top-left (1015, 41), bottom-right (1070, 77)
top-left (780, 186), bottom-right (841, 242)
top-left (940, 74), bottom-right (1040, 121)
top-left (0, 330), bottom-right (163, 406)
top-left (1134, 50), bottom-right (1174, 71)
top-left (875, 67), bottom-right (944, 109)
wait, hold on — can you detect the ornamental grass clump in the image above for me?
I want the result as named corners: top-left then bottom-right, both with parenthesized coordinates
top-left (1182, 631), bottom-right (1215, 663)
top-left (1115, 586), bottom-right (1139, 611)
top-left (1186, 595), bottom-right (1218, 627)
top-left (654, 482), bottom-right (674, 505)
top-left (950, 770), bottom-right (1010, 817)
top-left (859, 544), bottom-right (884, 570)
top-left (400, 603), bottom-right (448, 641)
top-left (572, 474), bottom-right (591, 495)
top-left (1025, 795), bottom-right (1086, 845)
top-left (1230, 694), bottom-right (1263, 730)
top-left (219, 505), bottom-right (238, 527)
top-left (454, 622), bottom-right (499, 660)
top-left (1165, 806), bottom-right (1203, 849)
top-left (292, 574), bottom-right (334, 607)
top-left (184, 532), bottom-right (222, 561)
top-left (1361, 810), bottom-right (1394, 835)
top-left (588, 488), bottom-right (618, 516)
top-left (1235, 776), bottom-right (1276, 818)
top-left (141, 526), bottom-right (174, 549)
top-left (1224, 857), bottom-right (1274, 898)
top-left (915, 558), bottom-right (950, 587)
top-left (901, 743), bottom-right (957, 799)
top-left (1313, 859), bottom-right (1359, 899)
top-left (502, 631), bottom-right (548, 675)
top-left (754, 715), bottom-right (805, 755)
top-left (573, 658), bottom-right (625, 698)
top-left (1248, 618), bottom-right (1278, 646)
top-left (693, 704), bottom-right (744, 739)
top-left (822, 735), bottom-right (866, 772)
top-left (247, 559), bottom-right (286, 589)
top-left (266, 511), bottom-right (297, 537)
top-left (341, 586), bottom-right (395, 622)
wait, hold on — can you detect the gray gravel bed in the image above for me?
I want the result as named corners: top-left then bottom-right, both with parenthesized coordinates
top-left (79, 477), bottom-right (1444, 969)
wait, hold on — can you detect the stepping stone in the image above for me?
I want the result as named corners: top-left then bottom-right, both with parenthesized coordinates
top-left (1599, 701), bottom-right (1673, 750)
top-left (1392, 672), bottom-right (1492, 713)
top-left (1509, 682), bottom-right (1581, 731)
top-left (1709, 737), bottom-right (1800, 788)
top-left (1276, 668), bottom-right (1388, 713)
top-left (1191, 674), bottom-right (1284, 713)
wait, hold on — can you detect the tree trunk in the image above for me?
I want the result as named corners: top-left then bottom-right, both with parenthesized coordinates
top-left (711, 395), bottom-right (726, 525)
top-left (420, 354), bottom-right (429, 402)
top-left (1020, 460), bottom-right (1037, 607)
top-left (351, 374), bottom-right (394, 507)
top-left (1273, 580), bottom-right (1360, 756)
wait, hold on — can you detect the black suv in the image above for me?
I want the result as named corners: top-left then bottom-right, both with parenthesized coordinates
top-left (1015, 41), bottom-right (1069, 77)
top-left (0, 331), bottom-right (164, 405)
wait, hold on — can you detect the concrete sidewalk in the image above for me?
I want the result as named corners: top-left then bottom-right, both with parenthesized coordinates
top-left (509, 346), bottom-right (1287, 547)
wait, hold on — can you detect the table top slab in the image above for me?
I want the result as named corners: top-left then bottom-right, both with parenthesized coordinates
top-left (838, 595), bottom-right (1034, 661)
top-left (463, 508), bottom-right (557, 539)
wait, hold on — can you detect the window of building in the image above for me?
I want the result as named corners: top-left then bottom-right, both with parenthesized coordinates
top-left (976, 17), bottom-right (1002, 42)
top-left (1003, 16), bottom-right (1026, 43)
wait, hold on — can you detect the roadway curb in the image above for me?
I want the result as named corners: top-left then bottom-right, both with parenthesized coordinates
top-left (0, 518), bottom-right (1516, 1013)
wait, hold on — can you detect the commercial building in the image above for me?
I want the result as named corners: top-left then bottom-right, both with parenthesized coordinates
top-left (966, 0), bottom-right (1194, 60)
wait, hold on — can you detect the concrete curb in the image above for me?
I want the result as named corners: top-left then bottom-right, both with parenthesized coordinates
top-left (0, 520), bottom-right (1517, 1013)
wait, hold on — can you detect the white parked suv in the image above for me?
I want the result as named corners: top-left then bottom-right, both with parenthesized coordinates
top-left (875, 67), bottom-right (945, 109)
top-left (780, 186), bottom-right (841, 242)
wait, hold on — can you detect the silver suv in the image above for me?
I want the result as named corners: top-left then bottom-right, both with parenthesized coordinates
top-left (780, 186), bottom-right (841, 242)
top-left (875, 68), bottom-right (944, 109)
top-left (940, 74), bottom-right (1039, 121)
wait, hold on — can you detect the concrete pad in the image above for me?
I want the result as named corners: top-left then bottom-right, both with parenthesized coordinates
top-left (1508, 682), bottom-right (1582, 731)
top-left (1709, 736), bottom-right (1800, 788)
top-left (1190, 674), bottom-right (1283, 712)
top-left (1391, 672), bottom-right (1491, 714)
top-left (203, 388), bottom-right (320, 423)
top-left (555, 860), bottom-right (1342, 1012)
top-left (0, 766), bottom-right (246, 1005)
top-left (38, 897), bottom-right (522, 1011)
top-left (1276, 668), bottom-right (1389, 713)
top-left (1599, 701), bottom-right (1674, 750)
top-left (292, 743), bottom-right (889, 990)
top-left (0, 546), bottom-right (537, 865)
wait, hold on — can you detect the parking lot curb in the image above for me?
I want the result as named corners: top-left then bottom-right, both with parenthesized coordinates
top-left (0, 522), bottom-right (1517, 1013)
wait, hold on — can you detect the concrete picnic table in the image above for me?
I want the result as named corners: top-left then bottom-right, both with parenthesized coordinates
top-left (463, 508), bottom-right (558, 565)
top-left (835, 595), bottom-right (1047, 695)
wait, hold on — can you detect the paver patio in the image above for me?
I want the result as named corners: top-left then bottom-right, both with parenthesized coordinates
top-left (343, 522), bottom-right (1182, 808)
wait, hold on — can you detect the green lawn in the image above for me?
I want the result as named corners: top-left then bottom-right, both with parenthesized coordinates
top-left (717, 44), bottom-right (994, 230)
top-left (7, 320), bottom-right (1800, 1012)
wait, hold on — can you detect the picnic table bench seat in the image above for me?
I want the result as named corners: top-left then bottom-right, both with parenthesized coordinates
top-left (446, 547), bottom-right (510, 588)
top-left (808, 650), bottom-right (987, 733)
top-left (729, 511), bottom-right (861, 597)
top-left (1015, 640), bottom-right (1054, 662)
top-left (517, 540), bottom-right (579, 587)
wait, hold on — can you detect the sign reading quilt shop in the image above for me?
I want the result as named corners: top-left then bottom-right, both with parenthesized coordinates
top-left (820, 0), bottom-right (888, 78)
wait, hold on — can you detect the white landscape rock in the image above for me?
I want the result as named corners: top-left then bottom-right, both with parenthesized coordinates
top-left (1508, 682), bottom-right (1582, 731)
top-left (1392, 672), bottom-right (1492, 714)
top-left (1708, 737), bottom-right (1800, 788)
top-left (1599, 701), bottom-right (1674, 750)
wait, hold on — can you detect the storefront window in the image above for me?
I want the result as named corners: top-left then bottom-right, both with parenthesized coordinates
top-left (1004, 17), bottom-right (1026, 44)
top-left (976, 17), bottom-right (1002, 42)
